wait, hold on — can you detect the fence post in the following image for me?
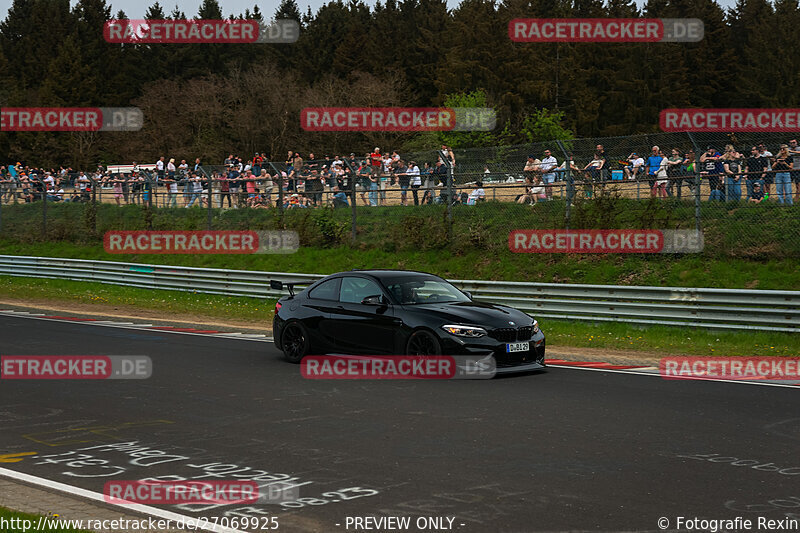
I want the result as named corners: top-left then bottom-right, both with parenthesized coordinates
top-left (143, 171), bottom-right (154, 230)
top-left (89, 176), bottom-right (98, 236)
top-left (344, 159), bottom-right (357, 243)
top-left (42, 181), bottom-right (47, 238)
top-left (439, 150), bottom-right (453, 242)
top-left (555, 140), bottom-right (571, 229)
top-left (687, 132), bottom-right (702, 232)
top-left (198, 167), bottom-right (213, 230)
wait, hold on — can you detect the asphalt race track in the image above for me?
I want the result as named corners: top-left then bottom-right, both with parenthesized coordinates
top-left (1, 313), bottom-right (798, 533)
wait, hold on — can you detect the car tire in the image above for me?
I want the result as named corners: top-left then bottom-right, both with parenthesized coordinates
top-left (406, 329), bottom-right (442, 356)
top-left (281, 321), bottom-right (311, 363)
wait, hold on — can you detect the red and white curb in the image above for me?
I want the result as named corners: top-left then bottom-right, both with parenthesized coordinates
top-left (1, 309), bottom-right (797, 388)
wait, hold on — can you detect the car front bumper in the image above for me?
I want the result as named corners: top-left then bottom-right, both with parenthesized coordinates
top-left (439, 329), bottom-right (546, 372)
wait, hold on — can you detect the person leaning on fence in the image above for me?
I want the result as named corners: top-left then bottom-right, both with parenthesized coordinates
top-left (582, 153), bottom-right (604, 199)
top-left (420, 162), bottom-right (435, 205)
top-left (721, 145), bottom-right (743, 202)
top-left (368, 162), bottom-right (380, 207)
top-left (184, 172), bottom-right (202, 207)
top-left (665, 148), bottom-right (684, 197)
top-left (757, 143), bottom-right (774, 195)
top-left (523, 155), bottom-right (541, 183)
top-left (787, 139), bottom-right (800, 203)
top-left (772, 144), bottom-right (794, 205)
top-left (306, 169), bottom-right (323, 206)
top-left (644, 145), bottom-right (662, 192)
top-left (652, 150), bottom-right (668, 198)
top-left (381, 153), bottom-right (392, 205)
top-left (357, 160), bottom-right (370, 206)
top-left (700, 146), bottom-right (724, 201)
top-left (156, 156), bottom-right (165, 183)
top-left (540, 149), bottom-right (558, 200)
top-left (744, 146), bottom-right (767, 200)
top-left (396, 160), bottom-right (410, 206)
top-left (556, 154), bottom-right (579, 202)
top-left (258, 169), bottom-right (274, 204)
top-left (408, 161), bottom-right (421, 205)
top-left (111, 175), bottom-right (123, 206)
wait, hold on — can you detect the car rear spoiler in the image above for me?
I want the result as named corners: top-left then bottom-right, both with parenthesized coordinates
top-left (269, 279), bottom-right (316, 297)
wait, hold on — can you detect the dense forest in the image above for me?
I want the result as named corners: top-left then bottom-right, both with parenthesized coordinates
top-left (1, 0), bottom-right (798, 167)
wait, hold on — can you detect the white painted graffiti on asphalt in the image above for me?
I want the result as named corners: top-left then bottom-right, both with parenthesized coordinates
top-left (24, 441), bottom-right (378, 517)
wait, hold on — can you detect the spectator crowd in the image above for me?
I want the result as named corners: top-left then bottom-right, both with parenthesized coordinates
top-left (2, 140), bottom-right (799, 208)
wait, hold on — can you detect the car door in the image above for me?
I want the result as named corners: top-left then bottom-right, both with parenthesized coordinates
top-left (302, 277), bottom-right (341, 350)
top-left (331, 276), bottom-right (400, 354)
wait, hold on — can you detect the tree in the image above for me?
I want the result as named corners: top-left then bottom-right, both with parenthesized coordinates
top-left (520, 108), bottom-right (573, 143)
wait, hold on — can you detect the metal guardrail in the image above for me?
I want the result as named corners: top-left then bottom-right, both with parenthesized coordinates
top-left (0, 255), bottom-right (797, 332)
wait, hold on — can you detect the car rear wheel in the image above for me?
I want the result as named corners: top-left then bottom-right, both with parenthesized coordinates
top-left (281, 322), bottom-right (310, 363)
top-left (406, 329), bottom-right (442, 355)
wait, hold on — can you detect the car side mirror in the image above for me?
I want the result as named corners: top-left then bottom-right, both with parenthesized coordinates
top-left (361, 295), bottom-right (386, 306)
top-left (462, 291), bottom-right (473, 299)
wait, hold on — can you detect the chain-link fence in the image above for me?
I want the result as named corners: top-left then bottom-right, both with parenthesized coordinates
top-left (2, 132), bottom-right (799, 257)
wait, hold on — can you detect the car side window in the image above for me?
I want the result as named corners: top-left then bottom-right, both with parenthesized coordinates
top-left (340, 277), bottom-right (384, 304)
top-left (307, 278), bottom-right (340, 301)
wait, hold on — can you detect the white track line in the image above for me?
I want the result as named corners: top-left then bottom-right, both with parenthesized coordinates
top-left (0, 311), bottom-right (273, 342)
top-left (0, 467), bottom-right (244, 533)
top-left (547, 364), bottom-right (800, 389)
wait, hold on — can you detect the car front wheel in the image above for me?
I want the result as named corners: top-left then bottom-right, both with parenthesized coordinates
top-left (406, 329), bottom-right (442, 355)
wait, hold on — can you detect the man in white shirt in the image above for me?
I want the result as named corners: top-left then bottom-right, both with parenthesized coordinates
top-left (540, 149), bottom-right (558, 199)
top-left (408, 161), bottom-right (421, 205)
top-left (77, 172), bottom-right (89, 192)
top-left (156, 156), bottom-right (165, 183)
top-left (624, 152), bottom-right (645, 180)
top-left (467, 181), bottom-right (485, 205)
top-left (380, 154), bottom-right (392, 205)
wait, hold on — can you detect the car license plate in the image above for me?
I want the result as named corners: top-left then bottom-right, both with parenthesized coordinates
top-left (506, 342), bottom-right (529, 353)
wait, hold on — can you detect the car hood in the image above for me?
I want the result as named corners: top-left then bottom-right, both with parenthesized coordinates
top-left (409, 300), bottom-right (533, 328)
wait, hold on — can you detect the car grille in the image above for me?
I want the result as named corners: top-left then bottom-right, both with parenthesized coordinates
top-left (489, 326), bottom-right (533, 342)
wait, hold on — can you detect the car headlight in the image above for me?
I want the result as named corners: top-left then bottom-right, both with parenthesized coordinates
top-left (442, 325), bottom-right (487, 338)
top-left (532, 320), bottom-right (540, 334)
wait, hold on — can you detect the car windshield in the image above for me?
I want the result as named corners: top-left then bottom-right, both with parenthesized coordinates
top-left (382, 276), bottom-right (470, 305)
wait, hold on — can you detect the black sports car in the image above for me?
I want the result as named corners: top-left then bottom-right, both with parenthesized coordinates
top-left (272, 270), bottom-right (546, 374)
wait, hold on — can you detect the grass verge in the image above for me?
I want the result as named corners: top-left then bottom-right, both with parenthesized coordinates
top-left (1, 239), bottom-right (799, 290)
top-left (1, 276), bottom-right (797, 357)
top-left (0, 275), bottom-right (276, 324)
